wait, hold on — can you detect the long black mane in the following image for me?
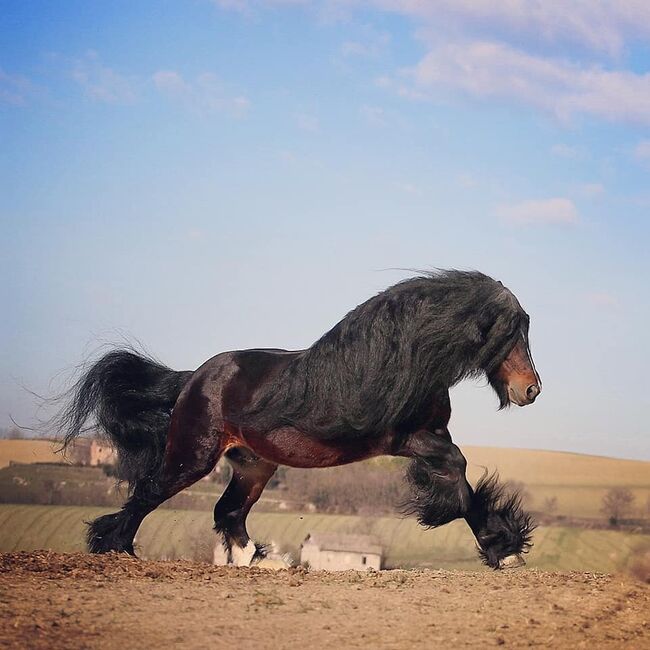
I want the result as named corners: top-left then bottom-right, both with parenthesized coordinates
top-left (239, 270), bottom-right (529, 439)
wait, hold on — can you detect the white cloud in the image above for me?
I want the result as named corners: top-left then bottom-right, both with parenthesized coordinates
top-left (340, 25), bottom-right (390, 59)
top-left (214, 1), bottom-right (650, 55)
top-left (70, 51), bottom-right (137, 104)
top-left (212, 0), bottom-right (308, 13)
top-left (212, 0), bottom-right (249, 10)
top-left (399, 41), bottom-right (650, 125)
top-left (215, 2), bottom-right (650, 125)
top-left (152, 70), bottom-right (187, 95)
top-left (495, 197), bottom-right (579, 225)
top-left (153, 70), bottom-right (250, 116)
top-left (360, 0), bottom-right (650, 56)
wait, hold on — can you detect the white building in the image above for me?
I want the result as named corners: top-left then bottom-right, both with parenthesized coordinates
top-left (300, 532), bottom-right (382, 571)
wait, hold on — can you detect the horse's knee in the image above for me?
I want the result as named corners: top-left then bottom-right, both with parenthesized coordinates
top-left (404, 457), bottom-right (472, 527)
top-left (419, 440), bottom-right (468, 482)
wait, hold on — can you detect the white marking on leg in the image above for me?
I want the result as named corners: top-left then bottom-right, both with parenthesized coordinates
top-left (498, 554), bottom-right (526, 570)
top-left (212, 534), bottom-right (229, 566)
top-left (231, 540), bottom-right (256, 567)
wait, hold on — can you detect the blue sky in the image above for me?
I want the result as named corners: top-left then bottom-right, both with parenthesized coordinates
top-left (2, 1), bottom-right (649, 459)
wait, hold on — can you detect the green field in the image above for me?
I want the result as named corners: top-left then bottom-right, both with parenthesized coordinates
top-left (0, 504), bottom-right (647, 573)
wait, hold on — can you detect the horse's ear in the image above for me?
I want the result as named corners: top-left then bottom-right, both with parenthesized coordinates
top-left (474, 309), bottom-right (498, 345)
top-left (466, 320), bottom-right (484, 345)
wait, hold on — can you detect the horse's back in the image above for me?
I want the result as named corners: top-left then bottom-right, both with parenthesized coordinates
top-left (175, 347), bottom-right (300, 426)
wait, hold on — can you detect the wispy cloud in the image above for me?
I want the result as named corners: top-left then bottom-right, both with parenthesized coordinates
top-left (359, 104), bottom-right (387, 126)
top-left (212, 0), bottom-right (249, 11)
top-left (340, 25), bottom-right (390, 59)
top-left (214, 1), bottom-right (650, 56)
top-left (212, 0), bottom-right (308, 14)
top-left (495, 197), bottom-right (579, 225)
top-left (212, 2), bottom-right (650, 127)
top-left (153, 70), bottom-right (250, 117)
top-left (362, 1), bottom-right (650, 56)
top-left (394, 41), bottom-right (650, 125)
top-left (551, 143), bottom-right (581, 159)
top-left (0, 68), bottom-right (39, 106)
top-left (69, 51), bottom-right (138, 104)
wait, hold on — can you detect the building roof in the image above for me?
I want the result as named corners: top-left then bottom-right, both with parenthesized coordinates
top-left (302, 532), bottom-right (382, 556)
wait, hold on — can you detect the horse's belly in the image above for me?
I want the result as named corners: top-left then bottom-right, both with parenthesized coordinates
top-left (237, 426), bottom-right (392, 468)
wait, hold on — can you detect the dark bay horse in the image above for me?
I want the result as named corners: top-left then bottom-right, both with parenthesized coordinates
top-left (59, 270), bottom-right (541, 569)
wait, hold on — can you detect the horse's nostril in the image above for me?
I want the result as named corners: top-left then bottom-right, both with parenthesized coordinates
top-left (526, 384), bottom-right (540, 400)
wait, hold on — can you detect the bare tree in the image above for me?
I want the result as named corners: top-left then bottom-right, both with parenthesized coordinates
top-left (601, 487), bottom-right (636, 526)
top-left (284, 463), bottom-right (408, 515)
top-left (502, 480), bottom-right (534, 508)
top-left (543, 496), bottom-right (558, 516)
top-left (0, 426), bottom-right (25, 440)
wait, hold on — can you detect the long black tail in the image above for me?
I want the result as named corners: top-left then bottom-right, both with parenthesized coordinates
top-left (58, 349), bottom-right (192, 488)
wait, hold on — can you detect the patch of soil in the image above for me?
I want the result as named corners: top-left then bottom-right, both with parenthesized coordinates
top-left (1, 552), bottom-right (648, 649)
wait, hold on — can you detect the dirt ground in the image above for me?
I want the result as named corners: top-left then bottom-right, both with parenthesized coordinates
top-left (0, 552), bottom-right (648, 649)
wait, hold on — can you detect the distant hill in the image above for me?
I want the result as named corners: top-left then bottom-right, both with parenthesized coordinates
top-left (462, 446), bottom-right (649, 487)
top-left (461, 446), bottom-right (650, 519)
top-left (0, 439), bottom-right (61, 469)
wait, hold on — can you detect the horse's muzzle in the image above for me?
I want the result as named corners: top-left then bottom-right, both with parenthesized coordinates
top-left (508, 383), bottom-right (541, 406)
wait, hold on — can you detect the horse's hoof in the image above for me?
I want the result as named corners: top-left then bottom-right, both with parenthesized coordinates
top-left (231, 540), bottom-right (257, 567)
top-left (497, 554), bottom-right (526, 570)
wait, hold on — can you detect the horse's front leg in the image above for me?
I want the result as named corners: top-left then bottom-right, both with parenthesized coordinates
top-left (397, 429), bottom-right (473, 528)
top-left (464, 472), bottom-right (535, 570)
top-left (397, 430), bottom-right (534, 569)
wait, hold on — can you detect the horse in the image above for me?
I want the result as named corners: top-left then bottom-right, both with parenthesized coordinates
top-left (57, 270), bottom-right (541, 569)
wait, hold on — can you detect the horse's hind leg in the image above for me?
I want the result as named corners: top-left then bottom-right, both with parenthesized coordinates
top-left (213, 448), bottom-right (277, 566)
top-left (88, 383), bottom-right (225, 555)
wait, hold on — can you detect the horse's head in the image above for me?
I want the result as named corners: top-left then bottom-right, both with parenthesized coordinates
top-left (482, 288), bottom-right (541, 408)
top-left (490, 331), bottom-right (541, 407)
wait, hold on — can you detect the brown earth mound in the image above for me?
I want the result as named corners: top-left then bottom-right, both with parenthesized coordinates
top-left (1, 552), bottom-right (648, 649)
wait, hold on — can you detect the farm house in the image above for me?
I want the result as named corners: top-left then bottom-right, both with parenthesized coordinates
top-left (300, 532), bottom-right (382, 571)
top-left (68, 438), bottom-right (116, 467)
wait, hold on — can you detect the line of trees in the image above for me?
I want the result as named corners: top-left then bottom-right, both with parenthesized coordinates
top-left (0, 426), bottom-right (27, 439)
top-left (601, 487), bottom-right (637, 527)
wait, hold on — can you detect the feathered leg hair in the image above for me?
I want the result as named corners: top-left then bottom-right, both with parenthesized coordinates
top-left (468, 472), bottom-right (536, 569)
